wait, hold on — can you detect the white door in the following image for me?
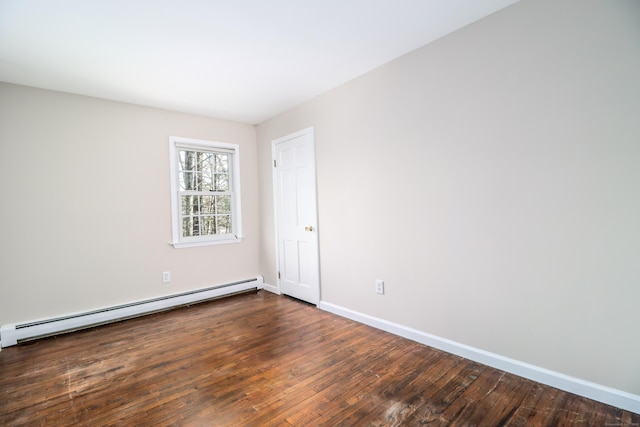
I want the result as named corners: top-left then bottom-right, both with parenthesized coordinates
top-left (273, 128), bottom-right (320, 305)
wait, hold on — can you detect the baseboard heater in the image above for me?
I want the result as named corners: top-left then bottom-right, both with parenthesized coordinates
top-left (0, 276), bottom-right (263, 348)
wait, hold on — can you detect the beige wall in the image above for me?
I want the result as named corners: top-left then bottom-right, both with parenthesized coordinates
top-left (1, 0), bottom-right (638, 398)
top-left (0, 83), bottom-right (260, 325)
top-left (257, 0), bottom-right (640, 394)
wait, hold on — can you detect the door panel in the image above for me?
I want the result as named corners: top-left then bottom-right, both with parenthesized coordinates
top-left (298, 241), bottom-right (312, 287)
top-left (282, 239), bottom-right (299, 283)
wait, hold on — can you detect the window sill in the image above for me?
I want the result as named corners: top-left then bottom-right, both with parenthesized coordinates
top-left (170, 236), bottom-right (243, 249)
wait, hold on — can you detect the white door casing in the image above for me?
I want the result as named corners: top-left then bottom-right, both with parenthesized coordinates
top-left (272, 128), bottom-right (320, 305)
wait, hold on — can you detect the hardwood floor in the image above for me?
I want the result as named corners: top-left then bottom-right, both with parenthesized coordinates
top-left (1, 290), bottom-right (637, 426)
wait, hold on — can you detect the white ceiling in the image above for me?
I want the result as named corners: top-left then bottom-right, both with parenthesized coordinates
top-left (0, 0), bottom-right (518, 124)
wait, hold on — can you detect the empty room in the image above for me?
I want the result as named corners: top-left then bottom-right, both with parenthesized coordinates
top-left (1, 0), bottom-right (639, 425)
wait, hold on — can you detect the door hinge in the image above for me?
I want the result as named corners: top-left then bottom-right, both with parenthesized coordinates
top-left (278, 271), bottom-right (281, 279)
top-left (274, 159), bottom-right (277, 167)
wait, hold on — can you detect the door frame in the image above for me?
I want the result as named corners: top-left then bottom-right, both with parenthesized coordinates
top-left (271, 127), bottom-right (320, 304)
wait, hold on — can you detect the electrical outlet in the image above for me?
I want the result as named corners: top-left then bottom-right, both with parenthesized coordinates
top-left (375, 279), bottom-right (384, 295)
top-left (162, 271), bottom-right (171, 283)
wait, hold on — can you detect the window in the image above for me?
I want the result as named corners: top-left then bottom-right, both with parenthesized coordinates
top-left (169, 136), bottom-right (242, 248)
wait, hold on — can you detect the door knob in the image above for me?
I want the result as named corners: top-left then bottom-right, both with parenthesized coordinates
top-left (305, 226), bottom-right (314, 232)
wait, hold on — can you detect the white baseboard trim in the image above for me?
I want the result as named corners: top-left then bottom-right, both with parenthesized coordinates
top-left (318, 300), bottom-right (640, 415)
top-left (261, 282), bottom-right (280, 295)
top-left (0, 277), bottom-right (263, 348)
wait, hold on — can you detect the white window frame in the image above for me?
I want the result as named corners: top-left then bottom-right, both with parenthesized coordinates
top-left (169, 136), bottom-right (243, 248)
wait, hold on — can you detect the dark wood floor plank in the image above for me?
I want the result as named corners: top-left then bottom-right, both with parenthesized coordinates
top-left (504, 383), bottom-right (552, 426)
top-left (1, 290), bottom-right (636, 426)
top-left (292, 343), bottom-right (437, 426)
top-left (435, 365), bottom-right (506, 424)
top-left (240, 325), bottom-right (400, 425)
top-left (330, 348), bottom-right (456, 426)
top-left (473, 371), bottom-right (538, 426)
top-left (399, 358), bottom-right (484, 425)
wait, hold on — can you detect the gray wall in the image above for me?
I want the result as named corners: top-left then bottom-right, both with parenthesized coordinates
top-left (257, 0), bottom-right (640, 394)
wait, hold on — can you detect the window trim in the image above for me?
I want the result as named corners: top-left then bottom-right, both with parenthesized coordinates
top-left (169, 136), bottom-right (243, 248)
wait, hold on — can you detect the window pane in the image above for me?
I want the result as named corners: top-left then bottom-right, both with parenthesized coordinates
top-left (200, 216), bottom-right (216, 235)
top-left (215, 154), bottom-right (229, 173)
top-left (180, 171), bottom-right (195, 191)
top-left (201, 172), bottom-right (214, 191)
top-left (182, 195), bottom-right (199, 215)
top-left (180, 150), bottom-right (201, 192)
top-left (200, 153), bottom-right (214, 191)
top-left (200, 196), bottom-right (215, 214)
top-left (216, 195), bottom-right (231, 214)
top-left (179, 150), bottom-right (195, 172)
top-left (200, 152), bottom-right (214, 172)
top-left (214, 173), bottom-right (229, 191)
top-left (217, 215), bottom-right (232, 234)
top-left (182, 216), bottom-right (200, 237)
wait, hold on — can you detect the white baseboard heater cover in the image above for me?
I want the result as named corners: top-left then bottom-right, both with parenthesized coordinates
top-left (0, 276), bottom-right (263, 348)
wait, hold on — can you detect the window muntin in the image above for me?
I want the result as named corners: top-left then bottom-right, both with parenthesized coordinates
top-left (169, 137), bottom-right (242, 248)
